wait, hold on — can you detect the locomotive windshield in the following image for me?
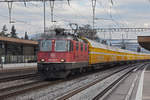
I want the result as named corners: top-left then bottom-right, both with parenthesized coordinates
top-left (55, 40), bottom-right (70, 52)
top-left (40, 40), bottom-right (52, 51)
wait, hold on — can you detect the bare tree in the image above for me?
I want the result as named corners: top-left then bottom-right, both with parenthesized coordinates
top-left (77, 24), bottom-right (97, 40)
top-left (24, 32), bottom-right (29, 40)
top-left (10, 25), bottom-right (18, 38)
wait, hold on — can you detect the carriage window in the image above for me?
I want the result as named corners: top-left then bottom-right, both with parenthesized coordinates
top-left (76, 43), bottom-right (79, 51)
top-left (40, 40), bottom-right (52, 51)
top-left (81, 43), bottom-right (83, 51)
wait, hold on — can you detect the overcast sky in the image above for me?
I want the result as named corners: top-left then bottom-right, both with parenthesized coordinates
top-left (0, 0), bottom-right (150, 38)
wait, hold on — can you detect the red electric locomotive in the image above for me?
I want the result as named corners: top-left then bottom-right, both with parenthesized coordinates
top-left (38, 35), bottom-right (89, 79)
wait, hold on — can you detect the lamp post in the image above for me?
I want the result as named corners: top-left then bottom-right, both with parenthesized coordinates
top-left (43, 0), bottom-right (46, 34)
top-left (91, 0), bottom-right (96, 30)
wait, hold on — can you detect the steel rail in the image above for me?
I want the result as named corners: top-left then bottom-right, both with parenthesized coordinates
top-left (0, 79), bottom-right (63, 99)
top-left (0, 73), bottom-right (38, 83)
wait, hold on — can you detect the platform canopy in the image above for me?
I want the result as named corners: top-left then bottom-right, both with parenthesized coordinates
top-left (0, 36), bottom-right (38, 45)
top-left (138, 36), bottom-right (150, 51)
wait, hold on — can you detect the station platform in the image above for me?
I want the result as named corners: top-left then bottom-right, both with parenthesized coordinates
top-left (142, 64), bottom-right (150, 100)
top-left (0, 63), bottom-right (37, 73)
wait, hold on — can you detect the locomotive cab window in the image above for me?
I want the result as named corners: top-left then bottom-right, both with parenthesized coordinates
top-left (55, 40), bottom-right (71, 52)
top-left (40, 40), bottom-right (52, 51)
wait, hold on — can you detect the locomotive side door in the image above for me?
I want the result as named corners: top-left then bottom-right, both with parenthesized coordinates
top-left (75, 42), bottom-right (79, 61)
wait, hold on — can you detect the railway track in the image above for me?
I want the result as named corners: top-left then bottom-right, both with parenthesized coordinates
top-left (0, 72), bottom-right (38, 83)
top-left (0, 79), bottom-right (63, 99)
top-left (56, 63), bottom-right (147, 100)
top-left (0, 64), bottom-right (130, 99)
top-left (94, 63), bottom-right (146, 100)
top-left (0, 63), bottom-right (146, 100)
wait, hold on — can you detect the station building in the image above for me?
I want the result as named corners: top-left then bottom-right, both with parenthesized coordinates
top-left (138, 36), bottom-right (150, 51)
top-left (0, 36), bottom-right (38, 64)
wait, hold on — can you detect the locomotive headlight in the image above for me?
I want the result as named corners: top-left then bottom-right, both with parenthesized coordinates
top-left (60, 59), bottom-right (65, 62)
top-left (41, 59), bottom-right (45, 62)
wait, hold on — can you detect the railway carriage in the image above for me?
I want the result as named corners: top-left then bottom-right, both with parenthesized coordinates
top-left (84, 38), bottom-right (150, 66)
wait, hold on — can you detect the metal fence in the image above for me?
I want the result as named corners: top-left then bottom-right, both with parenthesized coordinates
top-left (0, 55), bottom-right (37, 64)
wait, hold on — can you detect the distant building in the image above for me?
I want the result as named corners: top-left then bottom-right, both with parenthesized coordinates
top-left (110, 39), bottom-right (150, 53)
top-left (138, 36), bottom-right (150, 52)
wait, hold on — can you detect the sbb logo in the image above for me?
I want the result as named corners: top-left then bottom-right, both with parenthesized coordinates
top-left (50, 53), bottom-right (55, 58)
